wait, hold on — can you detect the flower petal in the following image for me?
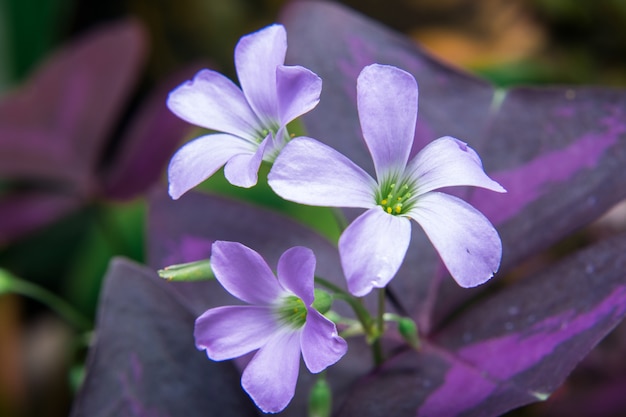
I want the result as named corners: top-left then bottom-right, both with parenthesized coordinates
top-left (407, 192), bottom-right (502, 288)
top-left (194, 305), bottom-right (277, 361)
top-left (235, 24), bottom-right (286, 126)
top-left (223, 135), bottom-right (268, 188)
top-left (276, 65), bottom-right (322, 125)
top-left (357, 64), bottom-right (417, 179)
top-left (339, 208), bottom-right (412, 296)
top-left (268, 137), bottom-right (377, 208)
top-left (276, 246), bottom-right (316, 305)
top-left (407, 136), bottom-right (506, 195)
top-left (210, 241), bottom-right (284, 304)
top-left (241, 329), bottom-right (302, 413)
top-left (300, 309), bottom-right (347, 373)
top-left (166, 69), bottom-right (262, 141)
top-left (168, 133), bottom-right (255, 199)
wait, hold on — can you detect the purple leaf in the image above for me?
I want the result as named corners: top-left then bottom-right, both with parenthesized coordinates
top-left (0, 19), bottom-right (147, 242)
top-left (281, 0), bottom-right (626, 332)
top-left (337, 232), bottom-right (626, 417)
top-left (0, 18), bottom-right (146, 188)
top-left (70, 257), bottom-right (259, 417)
top-left (0, 18), bottom-right (195, 242)
top-left (100, 64), bottom-right (202, 200)
top-left (0, 191), bottom-right (82, 246)
top-left (279, 2), bottom-right (626, 415)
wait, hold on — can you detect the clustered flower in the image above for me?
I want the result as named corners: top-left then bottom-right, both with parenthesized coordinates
top-left (166, 23), bottom-right (506, 413)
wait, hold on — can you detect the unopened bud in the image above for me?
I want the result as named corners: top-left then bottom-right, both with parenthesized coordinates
top-left (157, 259), bottom-right (214, 281)
top-left (398, 317), bottom-right (420, 349)
top-left (312, 289), bottom-right (332, 314)
top-left (308, 377), bottom-right (332, 417)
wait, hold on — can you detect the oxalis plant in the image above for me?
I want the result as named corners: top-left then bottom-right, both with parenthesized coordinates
top-left (166, 23), bottom-right (505, 413)
top-left (71, 2), bottom-right (626, 417)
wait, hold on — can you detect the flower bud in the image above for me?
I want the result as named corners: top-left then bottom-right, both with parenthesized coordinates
top-left (308, 377), bottom-right (332, 417)
top-left (398, 317), bottom-right (420, 349)
top-left (312, 288), bottom-right (332, 314)
top-left (157, 259), bottom-right (214, 281)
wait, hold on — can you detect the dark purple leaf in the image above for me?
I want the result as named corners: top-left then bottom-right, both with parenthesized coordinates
top-left (0, 19), bottom-right (147, 242)
top-left (0, 190), bottom-right (82, 246)
top-left (278, 2), bottom-right (626, 415)
top-left (281, 0), bottom-right (626, 332)
top-left (0, 18), bottom-right (146, 189)
top-left (0, 18), bottom-right (195, 242)
top-left (337, 232), bottom-right (626, 417)
top-left (100, 64), bottom-right (202, 200)
top-left (70, 257), bottom-right (259, 417)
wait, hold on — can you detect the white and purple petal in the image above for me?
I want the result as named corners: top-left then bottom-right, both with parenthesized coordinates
top-left (241, 329), bottom-right (302, 413)
top-left (268, 137), bottom-right (377, 208)
top-left (407, 192), bottom-right (502, 288)
top-left (339, 207), bottom-right (412, 297)
top-left (300, 309), bottom-right (347, 373)
top-left (235, 24), bottom-right (286, 126)
top-left (166, 69), bottom-right (262, 141)
top-left (210, 241), bottom-right (284, 305)
top-left (276, 65), bottom-right (322, 126)
top-left (194, 305), bottom-right (277, 361)
top-left (357, 64), bottom-right (418, 179)
top-left (406, 136), bottom-right (506, 195)
top-left (223, 135), bottom-right (269, 188)
top-left (168, 133), bottom-right (255, 199)
top-left (276, 246), bottom-right (316, 305)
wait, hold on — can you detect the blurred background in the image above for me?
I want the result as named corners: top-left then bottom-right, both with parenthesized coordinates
top-left (1, 0), bottom-right (626, 416)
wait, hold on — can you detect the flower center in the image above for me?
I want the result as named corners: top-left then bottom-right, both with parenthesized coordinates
top-left (377, 180), bottom-right (414, 215)
top-left (275, 295), bottom-right (308, 329)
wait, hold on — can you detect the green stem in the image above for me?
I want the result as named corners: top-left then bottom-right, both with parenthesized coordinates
top-left (377, 287), bottom-right (386, 335)
top-left (315, 276), bottom-right (388, 365)
top-left (371, 288), bottom-right (387, 365)
top-left (2, 269), bottom-right (92, 331)
top-left (314, 277), bottom-right (374, 338)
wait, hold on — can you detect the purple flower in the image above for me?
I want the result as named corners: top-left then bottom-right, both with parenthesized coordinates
top-left (166, 24), bottom-right (322, 198)
top-left (194, 241), bottom-right (347, 413)
top-left (268, 64), bottom-right (506, 297)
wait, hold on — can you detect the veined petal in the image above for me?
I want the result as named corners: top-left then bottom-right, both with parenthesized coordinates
top-left (223, 135), bottom-right (269, 188)
top-left (235, 24), bottom-right (286, 126)
top-left (166, 69), bottom-right (262, 141)
top-left (268, 137), bottom-right (377, 208)
top-left (407, 192), bottom-right (502, 288)
top-left (241, 329), bottom-right (302, 413)
top-left (300, 309), bottom-right (347, 373)
top-left (276, 246), bottom-right (316, 305)
top-left (406, 136), bottom-right (506, 195)
top-left (194, 305), bottom-right (277, 361)
top-left (211, 241), bottom-right (284, 304)
top-left (276, 65), bottom-right (322, 125)
top-left (168, 133), bottom-right (254, 199)
top-left (339, 208), bottom-right (412, 297)
top-left (357, 64), bottom-right (417, 179)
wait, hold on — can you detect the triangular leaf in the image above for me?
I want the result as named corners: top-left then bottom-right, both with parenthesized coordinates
top-left (70, 257), bottom-right (259, 417)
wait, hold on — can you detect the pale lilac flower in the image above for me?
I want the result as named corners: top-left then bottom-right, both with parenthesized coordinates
top-left (166, 24), bottom-right (322, 198)
top-left (268, 64), bottom-right (506, 297)
top-left (194, 241), bottom-right (347, 413)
